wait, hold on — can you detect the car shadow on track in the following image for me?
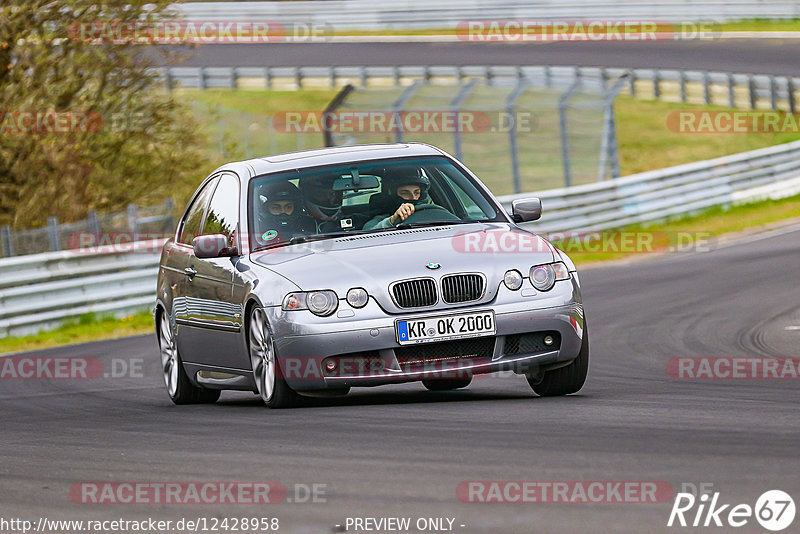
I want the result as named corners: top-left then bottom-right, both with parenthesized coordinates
top-left (215, 388), bottom-right (589, 409)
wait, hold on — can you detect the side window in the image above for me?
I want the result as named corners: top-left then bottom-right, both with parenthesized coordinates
top-left (179, 177), bottom-right (218, 245)
top-left (202, 174), bottom-right (240, 246)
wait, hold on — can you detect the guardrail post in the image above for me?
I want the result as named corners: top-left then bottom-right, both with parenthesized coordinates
top-left (653, 69), bottom-right (661, 99)
top-left (88, 210), bottom-right (100, 235)
top-left (231, 67), bottom-right (238, 89)
top-left (598, 72), bottom-right (629, 182)
top-left (544, 65), bottom-right (552, 89)
top-left (600, 67), bottom-right (608, 91)
top-left (164, 198), bottom-right (174, 229)
top-left (628, 71), bottom-right (636, 96)
top-left (789, 78), bottom-right (796, 114)
top-left (679, 71), bottom-right (687, 103)
top-left (769, 75), bottom-right (777, 110)
top-left (1, 225), bottom-right (13, 257)
top-left (392, 66), bottom-right (400, 86)
top-left (450, 80), bottom-right (477, 162)
top-left (506, 80), bottom-right (528, 194)
top-left (486, 66), bottom-right (494, 87)
top-left (264, 67), bottom-right (271, 89)
top-left (749, 75), bottom-right (757, 109)
top-left (703, 71), bottom-right (711, 105)
top-left (457, 66), bottom-right (465, 85)
top-left (295, 67), bottom-right (303, 89)
top-left (727, 74), bottom-right (735, 107)
top-left (127, 204), bottom-right (138, 237)
top-left (47, 217), bottom-right (60, 251)
top-left (392, 81), bottom-right (424, 142)
top-left (163, 67), bottom-right (173, 93)
top-left (558, 81), bottom-right (581, 188)
top-left (328, 67), bottom-right (336, 88)
top-left (199, 67), bottom-right (207, 90)
top-left (360, 67), bottom-right (368, 87)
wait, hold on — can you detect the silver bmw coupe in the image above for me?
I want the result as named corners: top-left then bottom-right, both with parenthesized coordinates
top-left (155, 143), bottom-right (588, 408)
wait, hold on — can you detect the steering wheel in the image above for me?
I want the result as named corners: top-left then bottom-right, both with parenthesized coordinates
top-left (399, 203), bottom-right (461, 225)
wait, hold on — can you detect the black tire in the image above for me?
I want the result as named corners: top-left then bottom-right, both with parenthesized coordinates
top-left (248, 307), bottom-right (302, 409)
top-left (171, 353), bottom-right (222, 405)
top-left (422, 377), bottom-right (472, 391)
top-left (157, 310), bottom-right (220, 405)
top-left (528, 325), bottom-right (589, 397)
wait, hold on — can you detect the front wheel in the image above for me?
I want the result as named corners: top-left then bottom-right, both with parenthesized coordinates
top-left (528, 324), bottom-right (589, 397)
top-left (157, 311), bottom-right (220, 405)
top-left (249, 307), bottom-right (301, 409)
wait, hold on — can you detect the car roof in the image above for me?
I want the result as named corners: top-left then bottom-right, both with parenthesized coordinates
top-left (213, 143), bottom-right (449, 179)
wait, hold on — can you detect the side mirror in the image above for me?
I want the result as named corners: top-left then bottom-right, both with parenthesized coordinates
top-left (511, 198), bottom-right (542, 223)
top-left (193, 234), bottom-right (238, 258)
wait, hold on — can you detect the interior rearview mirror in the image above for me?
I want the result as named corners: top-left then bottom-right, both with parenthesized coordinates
top-left (511, 198), bottom-right (542, 223)
top-left (193, 234), bottom-right (237, 258)
top-left (333, 175), bottom-right (380, 192)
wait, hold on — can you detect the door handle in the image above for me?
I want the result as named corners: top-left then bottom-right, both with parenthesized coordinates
top-left (184, 266), bottom-right (197, 278)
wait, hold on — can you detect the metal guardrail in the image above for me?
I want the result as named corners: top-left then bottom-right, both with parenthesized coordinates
top-left (159, 65), bottom-right (800, 113)
top-left (175, 1), bottom-right (800, 28)
top-left (0, 199), bottom-right (174, 258)
top-left (2, 139), bottom-right (800, 337)
top-left (500, 139), bottom-right (800, 232)
top-left (0, 240), bottom-right (164, 338)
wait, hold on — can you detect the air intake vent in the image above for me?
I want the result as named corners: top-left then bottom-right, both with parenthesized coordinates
top-left (391, 278), bottom-right (437, 308)
top-left (441, 274), bottom-right (484, 304)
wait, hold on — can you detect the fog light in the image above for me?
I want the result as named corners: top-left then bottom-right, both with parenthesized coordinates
top-left (544, 335), bottom-right (554, 346)
top-left (324, 359), bottom-right (337, 373)
top-left (503, 269), bottom-right (523, 291)
top-left (346, 287), bottom-right (369, 308)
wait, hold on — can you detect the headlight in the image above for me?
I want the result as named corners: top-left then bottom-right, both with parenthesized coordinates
top-left (282, 290), bottom-right (339, 316)
top-left (346, 287), bottom-right (369, 308)
top-left (503, 270), bottom-right (523, 290)
top-left (529, 262), bottom-right (570, 291)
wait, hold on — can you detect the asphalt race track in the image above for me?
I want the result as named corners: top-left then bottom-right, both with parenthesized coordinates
top-left (2, 223), bottom-right (799, 533)
top-left (151, 40), bottom-right (800, 75)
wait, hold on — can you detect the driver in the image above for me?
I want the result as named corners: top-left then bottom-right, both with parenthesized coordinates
top-left (363, 169), bottom-right (432, 230)
top-left (256, 181), bottom-right (315, 244)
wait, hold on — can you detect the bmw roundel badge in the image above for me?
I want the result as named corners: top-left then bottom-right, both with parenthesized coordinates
top-left (426, 263), bottom-right (441, 270)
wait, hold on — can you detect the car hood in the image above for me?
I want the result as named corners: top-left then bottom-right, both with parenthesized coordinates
top-left (251, 222), bottom-right (556, 313)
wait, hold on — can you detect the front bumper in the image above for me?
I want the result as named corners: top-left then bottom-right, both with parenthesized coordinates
top-left (264, 278), bottom-right (585, 391)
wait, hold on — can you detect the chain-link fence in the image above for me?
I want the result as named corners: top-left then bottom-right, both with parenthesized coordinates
top-left (0, 200), bottom-right (174, 257)
top-left (324, 73), bottom-right (629, 195)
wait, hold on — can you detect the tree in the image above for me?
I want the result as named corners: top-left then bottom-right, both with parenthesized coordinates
top-left (0, 0), bottom-right (210, 228)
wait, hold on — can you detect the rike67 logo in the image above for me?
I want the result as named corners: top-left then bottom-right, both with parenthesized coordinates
top-left (668, 489), bottom-right (795, 531)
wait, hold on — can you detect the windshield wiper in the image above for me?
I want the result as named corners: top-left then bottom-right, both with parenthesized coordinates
top-left (395, 220), bottom-right (477, 230)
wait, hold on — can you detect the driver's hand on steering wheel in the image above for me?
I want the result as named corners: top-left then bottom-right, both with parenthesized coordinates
top-left (389, 203), bottom-right (415, 226)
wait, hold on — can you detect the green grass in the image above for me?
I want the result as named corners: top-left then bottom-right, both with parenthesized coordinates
top-left (557, 193), bottom-right (800, 266)
top-left (615, 96), bottom-right (800, 176)
top-left (0, 312), bottom-right (154, 355)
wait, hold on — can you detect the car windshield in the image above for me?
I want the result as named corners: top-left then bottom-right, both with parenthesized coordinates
top-left (248, 156), bottom-right (503, 251)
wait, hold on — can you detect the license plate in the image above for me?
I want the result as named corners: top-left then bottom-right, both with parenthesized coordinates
top-left (396, 311), bottom-right (495, 345)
